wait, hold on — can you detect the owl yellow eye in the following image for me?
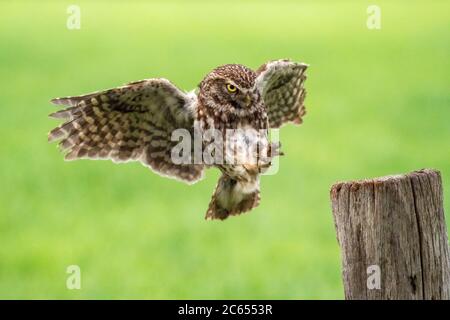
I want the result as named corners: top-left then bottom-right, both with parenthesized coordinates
top-left (226, 84), bottom-right (237, 93)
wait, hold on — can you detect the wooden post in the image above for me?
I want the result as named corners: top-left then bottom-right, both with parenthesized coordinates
top-left (330, 169), bottom-right (450, 299)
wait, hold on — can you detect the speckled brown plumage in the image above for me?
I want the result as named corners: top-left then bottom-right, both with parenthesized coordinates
top-left (48, 59), bottom-right (308, 220)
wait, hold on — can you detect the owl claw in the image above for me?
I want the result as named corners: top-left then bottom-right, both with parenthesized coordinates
top-left (269, 141), bottom-right (283, 157)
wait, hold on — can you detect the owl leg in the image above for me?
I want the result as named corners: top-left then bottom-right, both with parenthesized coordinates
top-left (254, 142), bottom-right (284, 174)
top-left (205, 175), bottom-right (260, 220)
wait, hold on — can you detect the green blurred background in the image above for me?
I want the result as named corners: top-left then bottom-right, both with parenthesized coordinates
top-left (0, 0), bottom-right (449, 299)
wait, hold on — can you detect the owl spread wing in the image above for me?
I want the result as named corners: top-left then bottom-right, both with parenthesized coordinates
top-left (255, 59), bottom-right (308, 128)
top-left (48, 78), bottom-right (204, 184)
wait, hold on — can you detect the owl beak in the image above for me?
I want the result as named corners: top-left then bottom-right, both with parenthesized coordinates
top-left (245, 94), bottom-right (252, 108)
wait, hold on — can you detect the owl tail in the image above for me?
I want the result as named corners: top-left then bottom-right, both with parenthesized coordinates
top-left (205, 175), bottom-right (261, 220)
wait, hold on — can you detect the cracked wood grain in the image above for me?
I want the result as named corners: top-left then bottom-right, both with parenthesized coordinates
top-left (331, 169), bottom-right (450, 299)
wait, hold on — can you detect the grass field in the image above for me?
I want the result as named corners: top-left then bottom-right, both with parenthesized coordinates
top-left (0, 0), bottom-right (449, 299)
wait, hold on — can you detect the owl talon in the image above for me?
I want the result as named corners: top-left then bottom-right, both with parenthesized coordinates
top-left (269, 141), bottom-right (283, 157)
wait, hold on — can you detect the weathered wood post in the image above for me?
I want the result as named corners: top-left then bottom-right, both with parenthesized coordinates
top-left (330, 169), bottom-right (450, 299)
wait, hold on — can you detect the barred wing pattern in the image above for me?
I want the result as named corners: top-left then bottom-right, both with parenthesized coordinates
top-left (255, 60), bottom-right (308, 128)
top-left (48, 79), bottom-right (204, 184)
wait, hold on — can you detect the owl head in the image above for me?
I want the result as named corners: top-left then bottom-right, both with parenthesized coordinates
top-left (198, 64), bottom-right (261, 118)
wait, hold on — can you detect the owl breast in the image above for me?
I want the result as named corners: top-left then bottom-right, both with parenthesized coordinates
top-left (194, 110), bottom-right (270, 182)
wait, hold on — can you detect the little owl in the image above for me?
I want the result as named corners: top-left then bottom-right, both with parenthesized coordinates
top-left (48, 59), bottom-right (308, 220)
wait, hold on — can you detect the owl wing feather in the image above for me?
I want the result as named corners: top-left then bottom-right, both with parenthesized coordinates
top-left (255, 59), bottom-right (308, 128)
top-left (48, 78), bottom-right (204, 184)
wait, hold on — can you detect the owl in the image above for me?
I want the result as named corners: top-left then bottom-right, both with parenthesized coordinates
top-left (48, 59), bottom-right (308, 220)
